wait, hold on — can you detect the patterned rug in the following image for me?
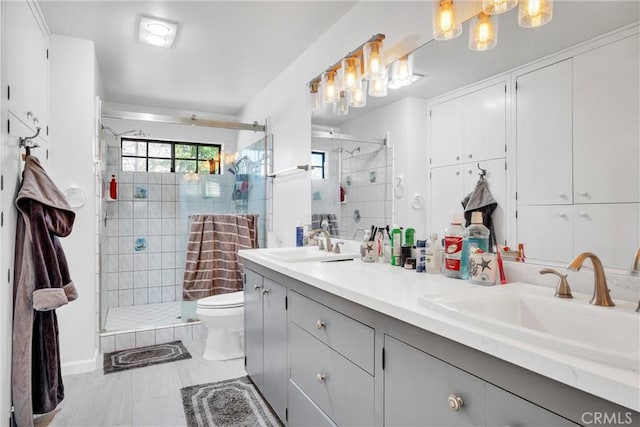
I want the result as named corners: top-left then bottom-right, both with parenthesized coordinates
top-left (103, 340), bottom-right (191, 374)
top-left (181, 376), bottom-right (283, 427)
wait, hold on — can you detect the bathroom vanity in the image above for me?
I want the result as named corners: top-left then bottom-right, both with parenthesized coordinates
top-left (239, 249), bottom-right (639, 426)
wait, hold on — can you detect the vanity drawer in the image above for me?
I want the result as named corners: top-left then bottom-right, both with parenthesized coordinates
top-left (290, 323), bottom-right (375, 426)
top-left (288, 379), bottom-right (337, 427)
top-left (290, 291), bottom-right (374, 374)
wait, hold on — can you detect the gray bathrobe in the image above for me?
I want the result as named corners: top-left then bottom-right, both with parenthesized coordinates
top-left (13, 156), bottom-right (77, 427)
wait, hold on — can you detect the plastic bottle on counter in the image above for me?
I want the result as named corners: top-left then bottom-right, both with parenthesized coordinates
top-left (444, 215), bottom-right (469, 279)
top-left (425, 233), bottom-right (443, 274)
top-left (416, 240), bottom-right (427, 272)
top-left (466, 212), bottom-right (490, 253)
top-left (296, 221), bottom-right (304, 247)
top-left (390, 225), bottom-right (403, 266)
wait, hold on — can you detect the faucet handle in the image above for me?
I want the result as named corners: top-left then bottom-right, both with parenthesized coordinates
top-left (333, 241), bottom-right (344, 254)
top-left (316, 238), bottom-right (325, 251)
top-left (539, 268), bottom-right (573, 299)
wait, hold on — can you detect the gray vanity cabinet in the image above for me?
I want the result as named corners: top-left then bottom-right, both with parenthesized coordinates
top-left (384, 335), bottom-right (576, 426)
top-left (243, 269), bottom-right (288, 422)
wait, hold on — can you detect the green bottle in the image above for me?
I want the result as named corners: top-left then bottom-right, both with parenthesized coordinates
top-left (391, 225), bottom-right (403, 266)
top-left (404, 228), bottom-right (415, 247)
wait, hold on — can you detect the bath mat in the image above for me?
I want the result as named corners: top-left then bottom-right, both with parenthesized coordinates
top-left (181, 376), bottom-right (283, 427)
top-left (103, 340), bottom-right (191, 374)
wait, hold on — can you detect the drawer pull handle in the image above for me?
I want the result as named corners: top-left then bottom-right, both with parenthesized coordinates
top-left (262, 288), bottom-right (270, 295)
top-left (315, 320), bottom-right (326, 329)
top-left (253, 284), bottom-right (261, 291)
top-left (447, 395), bottom-right (464, 411)
top-left (316, 373), bottom-right (326, 382)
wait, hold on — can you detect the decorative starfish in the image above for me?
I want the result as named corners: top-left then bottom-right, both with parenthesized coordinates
top-left (480, 257), bottom-right (493, 271)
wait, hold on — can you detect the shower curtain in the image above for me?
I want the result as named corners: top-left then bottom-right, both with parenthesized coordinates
top-left (182, 214), bottom-right (258, 301)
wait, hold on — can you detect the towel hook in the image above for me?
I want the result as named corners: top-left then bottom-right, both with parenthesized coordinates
top-left (19, 127), bottom-right (41, 157)
top-left (477, 163), bottom-right (487, 177)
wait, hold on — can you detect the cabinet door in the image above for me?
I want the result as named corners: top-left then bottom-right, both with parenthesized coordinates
top-left (244, 269), bottom-right (264, 391)
top-left (573, 35), bottom-right (639, 204)
top-left (430, 165), bottom-right (464, 237)
top-left (384, 335), bottom-right (485, 426)
top-left (573, 203), bottom-right (639, 270)
top-left (262, 278), bottom-right (287, 422)
top-left (463, 82), bottom-right (506, 163)
top-left (516, 205), bottom-right (573, 264)
top-left (430, 97), bottom-right (464, 167)
top-left (486, 383), bottom-right (577, 426)
top-left (516, 59), bottom-right (573, 206)
top-left (463, 159), bottom-right (507, 247)
top-left (5, 0), bottom-right (49, 136)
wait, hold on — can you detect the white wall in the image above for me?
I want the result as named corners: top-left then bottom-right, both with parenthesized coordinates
top-left (341, 97), bottom-right (429, 239)
top-left (49, 35), bottom-right (100, 374)
top-left (0, 1), bottom-right (8, 422)
top-left (238, 1), bottom-right (480, 247)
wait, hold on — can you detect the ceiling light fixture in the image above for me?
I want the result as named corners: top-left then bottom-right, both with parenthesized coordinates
top-left (390, 54), bottom-right (415, 88)
top-left (469, 12), bottom-right (499, 51)
top-left (349, 80), bottom-right (368, 108)
top-left (138, 16), bottom-right (178, 48)
top-left (482, 0), bottom-right (518, 15)
top-left (388, 73), bottom-right (423, 90)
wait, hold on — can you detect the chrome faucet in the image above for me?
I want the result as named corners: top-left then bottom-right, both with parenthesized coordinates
top-left (310, 229), bottom-right (333, 252)
top-left (631, 248), bottom-right (640, 275)
top-left (567, 252), bottom-right (615, 307)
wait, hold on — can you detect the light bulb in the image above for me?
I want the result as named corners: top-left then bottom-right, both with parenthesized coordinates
top-left (364, 40), bottom-right (386, 80)
top-left (482, 0), bottom-right (517, 14)
top-left (433, 0), bottom-right (462, 41)
top-left (390, 54), bottom-right (414, 87)
top-left (518, 0), bottom-right (553, 28)
top-left (349, 80), bottom-right (368, 108)
top-left (341, 57), bottom-right (361, 92)
top-left (469, 12), bottom-right (498, 51)
top-left (322, 70), bottom-right (339, 104)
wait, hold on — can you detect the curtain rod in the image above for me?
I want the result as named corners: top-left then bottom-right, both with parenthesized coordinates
top-left (102, 110), bottom-right (266, 132)
top-left (312, 130), bottom-right (386, 146)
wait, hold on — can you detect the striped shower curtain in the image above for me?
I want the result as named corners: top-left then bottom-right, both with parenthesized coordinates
top-left (182, 214), bottom-right (258, 301)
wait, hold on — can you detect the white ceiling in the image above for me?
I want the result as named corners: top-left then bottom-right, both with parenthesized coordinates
top-left (39, 1), bottom-right (357, 116)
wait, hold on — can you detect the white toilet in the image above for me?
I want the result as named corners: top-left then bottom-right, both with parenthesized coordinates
top-left (196, 291), bottom-right (244, 361)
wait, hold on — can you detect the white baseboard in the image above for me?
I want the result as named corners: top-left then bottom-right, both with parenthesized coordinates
top-left (61, 349), bottom-right (99, 376)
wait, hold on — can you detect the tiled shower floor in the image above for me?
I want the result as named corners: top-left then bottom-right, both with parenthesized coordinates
top-left (104, 301), bottom-right (184, 331)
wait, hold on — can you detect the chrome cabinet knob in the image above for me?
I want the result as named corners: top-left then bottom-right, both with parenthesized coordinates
top-left (253, 284), bottom-right (261, 291)
top-left (262, 288), bottom-right (270, 295)
top-left (578, 190), bottom-right (589, 197)
top-left (468, 169), bottom-right (473, 175)
top-left (315, 320), bottom-right (326, 329)
top-left (557, 192), bottom-right (567, 199)
top-left (579, 211), bottom-right (589, 218)
top-left (456, 155), bottom-right (460, 161)
top-left (455, 171), bottom-right (460, 176)
top-left (316, 373), bottom-right (326, 382)
top-left (448, 394), bottom-right (464, 411)
top-left (558, 212), bottom-right (567, 218)
top-left (468, 154), bottom-right (473, 159)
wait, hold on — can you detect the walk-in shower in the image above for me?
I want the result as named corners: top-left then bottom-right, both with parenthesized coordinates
top-left (97, 113), bottom-right (270, 351)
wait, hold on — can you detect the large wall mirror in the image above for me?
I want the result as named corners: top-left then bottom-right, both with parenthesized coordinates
top-left (312, 1), bottom-right (639, 272)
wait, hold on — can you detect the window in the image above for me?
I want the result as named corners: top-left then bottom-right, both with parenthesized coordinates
top-left (311, 151), bottom-right (326, 179)
top-left (121, 138), bottom-right (222, 174)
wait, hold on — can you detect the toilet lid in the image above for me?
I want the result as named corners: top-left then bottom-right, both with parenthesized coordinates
top-left (197, 291), bottom-right (244, 309)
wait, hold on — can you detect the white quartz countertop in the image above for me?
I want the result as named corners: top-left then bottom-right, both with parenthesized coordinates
top-left (239, 248), bottom-right (640, 412)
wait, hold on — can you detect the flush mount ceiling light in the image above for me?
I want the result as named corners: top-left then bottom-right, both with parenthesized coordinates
top-left (518, 0), bottom-right (553, 28)
top-left (469, 12), bottom-right (499, 51)
top-left (138, 16), bottom-right (178, 48)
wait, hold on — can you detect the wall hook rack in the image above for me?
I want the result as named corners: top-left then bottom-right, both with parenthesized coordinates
top-left (477, 163), bottom-right (487, 177)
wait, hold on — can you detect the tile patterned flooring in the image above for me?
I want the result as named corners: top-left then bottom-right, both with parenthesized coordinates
top-left (104, 301), bottom-right (185, 331)
top-left (34, 339), bottom-right (246, 427)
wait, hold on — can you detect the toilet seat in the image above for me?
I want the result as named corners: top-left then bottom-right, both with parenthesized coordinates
top-left (197, 291), bottom-right (243, 309)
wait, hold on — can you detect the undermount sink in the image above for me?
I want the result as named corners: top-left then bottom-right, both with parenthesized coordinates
top-left (419, 283), bottom-right (640, 371)
top-left (260, 246), bottom-right (359, 263)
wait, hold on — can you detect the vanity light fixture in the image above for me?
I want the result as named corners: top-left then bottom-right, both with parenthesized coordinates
top-left (333, 91), bottom-right (349, 116)
top-left (349, 80), bottom-right (368, 108)
top-left (482, 0), bottom-right (518, 15)
top-left (369, 73), bottom-right (389, 98)
top-left (469, 12), bottom-right (498, 51)
top-left (389, 54), bottom-right (415, 88)
top-left (518, 0), bottom-right (553, 28)
top-left (433, 0), bottom-right (462, 41)
top-left (308, 34), bottom-right (385, 113)
top-left (138, 16), bottom-right (178, 48)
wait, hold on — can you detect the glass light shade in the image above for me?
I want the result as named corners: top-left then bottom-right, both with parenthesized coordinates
top-left (368, 74), bottom-right (388, 98)
top-left (349, 80), bottom-right (368, 108)
top-left (469, 13), bottom-right (498, 51)
top-left (333, 91), bottom-right (349, 116)
top-left (321, 70), bottom-right (339, 104)
top-left (518, 0), bottom-right (553, 28)
top-left (364, 40), bottom-right (386, 81)
top-left (308, 81), bottom-right (322, 112)
top-left (482, 0), bottom-right (517, 14)
top-left (390, 54), bottom-right (414, 88)
top-left (433, 0), bottom-right (462, 41)
top-left (341, 56), bottom-right (361, 93)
